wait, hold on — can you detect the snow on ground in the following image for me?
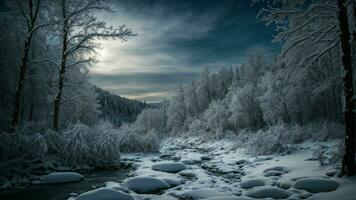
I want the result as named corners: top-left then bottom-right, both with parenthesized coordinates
top-left (67, 137), bottom-right (355, 200)
top-left (41, 172), bottom-right (84, 184)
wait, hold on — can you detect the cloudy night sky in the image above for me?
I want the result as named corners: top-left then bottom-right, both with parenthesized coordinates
top-left (90, 0), bottom-right (279, 102)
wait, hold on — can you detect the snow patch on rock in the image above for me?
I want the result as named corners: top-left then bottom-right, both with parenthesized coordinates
top-left (41, 172), bottom-right (83, 184)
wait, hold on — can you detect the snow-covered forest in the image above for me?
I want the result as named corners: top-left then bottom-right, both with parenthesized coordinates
top-left (1, 0), bottom-right (356, 200)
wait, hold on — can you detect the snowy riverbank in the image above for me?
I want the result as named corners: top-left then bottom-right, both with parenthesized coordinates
top-left (60, 137), bottom-right (356, 200)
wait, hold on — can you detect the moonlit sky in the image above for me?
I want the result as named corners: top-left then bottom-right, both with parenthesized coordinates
top-left (90, 0), bottom-right (279, 102)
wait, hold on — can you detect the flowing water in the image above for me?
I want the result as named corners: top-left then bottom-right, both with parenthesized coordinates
top-left (0, 168), bottom-right (131, 200)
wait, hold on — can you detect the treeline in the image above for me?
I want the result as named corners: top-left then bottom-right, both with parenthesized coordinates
top-left (95, 87), bottom-right (148, 127)
top-left (130, 50), bottom-right (344, 137)
top-left (0, 0), bottom-right (135, 132)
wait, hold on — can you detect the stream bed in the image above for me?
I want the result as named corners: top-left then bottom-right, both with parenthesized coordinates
top-left (0, 168), bottom-right (131, 200)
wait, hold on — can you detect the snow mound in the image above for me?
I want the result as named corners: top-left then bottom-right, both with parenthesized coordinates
top-left (122, 176), bottom-right (170, 193)
top-left (161, 177), bottom-right (184, 187)
top-left (75, 188), bottom-right (134, 200)
top-left (152, 162), bottom-right (187, 173)
top-left (246, 186), bottom-right (291, 199)
top-left (41, 172), bottom-right (83, 184)
top-left (180, 188), bottom-right (226, 199)
top-left (293, 178), bottom-right (339, 193)
top-left (276, 180), bottom-right (293, 189)
top-left (263, 166), bottom-right (288, 173)
top-left (263, 170), bottom-right (284, 177)
top-left (204, 196), bottom-right (255, 200)
top-left (240, 179), bottom-right (266, 189)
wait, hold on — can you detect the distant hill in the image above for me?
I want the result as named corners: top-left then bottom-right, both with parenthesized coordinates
top-left (95, 87), bottom-right (148, 127)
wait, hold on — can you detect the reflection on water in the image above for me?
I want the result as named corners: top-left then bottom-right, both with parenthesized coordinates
top-left (0, 168), bottom-right (131, 200)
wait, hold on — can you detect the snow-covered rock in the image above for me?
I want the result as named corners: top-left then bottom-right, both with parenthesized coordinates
top-left (75, 188), bottom-right (134, 200)
top-left (179, 188), bottom-right (227, 199)
top-left (240, 179), bottom-right (266, 189)
top-left (161, 177), bottom-right (184, 187)
top-left (41, 172), bottom-right (83, 184)
top-left (325, 170), bottom-right (337, 177)
top-left (152, 162), bottom-right (186, 173)
top-left (122, 176), bottom-right (170, 193)
top-left (204, 196), bottom-right (255, 200)
top-left (263, 170), bottom-right (284, 177)
top-left (293, 178), bottom-right (339, 193)
top-left (276, 180), bottom-right (293, 189)
top-left (104, 182), bottom-right (130, 193)
top-left (246, 186), bottom-right (292, 199)
top-left (263, 166), bottom-right (288, 173)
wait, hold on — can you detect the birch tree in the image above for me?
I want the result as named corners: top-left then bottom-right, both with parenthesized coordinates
top-left (256, 0), bottom-right (356, 176)
top-left (52, 0), bottom-right (135, 130)
top-left (9, 0), bottom-right (48, 132)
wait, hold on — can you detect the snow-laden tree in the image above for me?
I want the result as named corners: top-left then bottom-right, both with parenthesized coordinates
top-left (257, 0), bottom-right (356, 176)
top-left (8, 0), bottom-right (50, 132)
top-left (228, 84), bottom-right (264, 130)
top-left (50, 0), bottom-right (136, 130)
top-left (185, 80), bottom-right (201, 117)
top-left (167, 82), bottom-right (187, 133)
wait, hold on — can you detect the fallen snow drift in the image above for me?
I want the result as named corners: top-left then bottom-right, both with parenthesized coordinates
top-left (294, 177), bottom-right (339, 193)
top-left (204, 196), bottom-right (255, 200)
top-left (246, 186), bottom-right (291, 199)
top-left (152, 162), bottom-right (186, 173)
top-left (179, 188), bottom-right (227, 199)
top-left (240, 179), bottom-right (266, 189)
top-left (122, 176), bottom-right (170, 193)
top-left (75, 188), bottom-right (134, 200)
top-left (41, 172), bottom-right (83, 184)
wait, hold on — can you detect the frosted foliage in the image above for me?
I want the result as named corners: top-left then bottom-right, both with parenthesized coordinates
top-left (228, 85), bottom-right (263, 129)
top-left (248, 124), bottom-right (288, 155)
top-left (44, 129), bottom-right (62, 154)
top-left (203, 100), bottom-right (229, 131)
top-left (0, 132), bottom-right (47, 162)
top-left (118, 125), bottom-right (160, 153)
top-left (61, 124), bottom-right (92, 166)
top-left (91, 121), bottom-right (121, 166)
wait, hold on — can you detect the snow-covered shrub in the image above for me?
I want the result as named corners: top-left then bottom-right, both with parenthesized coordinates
top-left (44, 129), bottom-right (62, 154)
top-left (91, 121), bottom-right (121, 167)
top-left (61, 124), bottom-right (92, 167)
top-left (0, 132), bottom-right (47, 162)
top-left (188, 119), bottom-right (207, 136)
top-left (247, 125), bottom-right (288, 155)
top-left (228, 85), bottom-right (264, 130)
top-left (312, 142), bottom-right (343, 166)
top-left (26, 133), bottom-right (48, 160)
top-left (311, 121), bottom-right (343, 141)
top-left (118, 125), bottom-right (160, 153)
top-left (203, 100), bottom-right (230, 132)
top-left (132, 108), bottom-right (167, 136)
top-left (20, 121), bottom-right (49, 135)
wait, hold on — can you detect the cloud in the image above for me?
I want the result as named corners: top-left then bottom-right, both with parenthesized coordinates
top-left (90, 0), bottom-right (280, 102)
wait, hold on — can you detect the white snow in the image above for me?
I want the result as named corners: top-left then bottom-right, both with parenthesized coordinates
top-left (293, 177), bottom-right (339, 193)
top-left (246, 186), bottom-right (292, 199)
top-left (308, 176), bottom-right (356, 200)
top-left (152, 162), bottom-right (187, 173)
top-left (240, 179), bottom-right (266, 189)
top-left (75, 188), bottom-right (134, 200)
top-left (204, 196), bottom-right (255, 200)
top-left (179, 188), bottom-right (227, 199)
top-left (68, 138), bottom-right (356, 200)
top-left (122, 176), bottom-right (170, 193)
top-left (41, 172), bottom-right (83, 184)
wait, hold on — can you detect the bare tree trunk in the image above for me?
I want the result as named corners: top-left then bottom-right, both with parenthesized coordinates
top-left (53, 0), bottom-right (68, 131)
top-left (28, 102), bottom-right (34, 121)
top-left (338, 0), bottom-right (356, 176)
top-left (9, 0), bottom-right (41, 132)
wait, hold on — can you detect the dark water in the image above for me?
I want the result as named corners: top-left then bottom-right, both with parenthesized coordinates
top-left (0, 168), bottom-right (131, 200)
